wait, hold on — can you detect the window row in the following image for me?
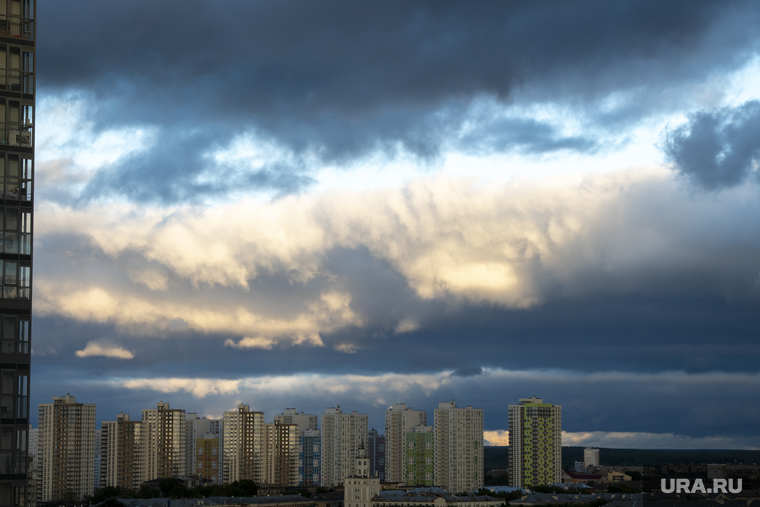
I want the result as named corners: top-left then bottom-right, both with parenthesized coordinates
top-left (0, 316), bottom-right (27, 354)
top-left (0, 153), bottom-right (32, 202)
top-left (0, 102), bottom-right (32, 151)
top-left (0, 260), bottom-right (28, 300)
top-left (0, 207), bottom-right (29, 254)
top-left (0, 370), bottom-right (26, 414)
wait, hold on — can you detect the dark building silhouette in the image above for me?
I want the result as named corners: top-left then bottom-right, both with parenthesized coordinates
top-left (0, 1), bottom-right (34, 506)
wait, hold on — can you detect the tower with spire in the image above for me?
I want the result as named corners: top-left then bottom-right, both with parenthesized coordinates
top-left (344, 442), bottom-right (380, 507)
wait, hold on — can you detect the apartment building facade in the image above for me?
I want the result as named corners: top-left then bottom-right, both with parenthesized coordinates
top-left (433, 401), bottom-right (483, 494)
top-left (141, 402), bottom-right (186, 482)
top-left (384, 403), bottom-right (427, 484)
top-left (100, 413), bottom-right (142, 490)
top-left (222, 404), bottom-right (265, 485)
top-left (508, 397), bottom-right (562, 488)
top-left (405, 425), bottom-right (434, 487)
top-left (0, 1), bottom-right (35, 506)
top-left (37, 395), bottom-right (96, 502)
top-left (320, 407), bottom-right (368, 487)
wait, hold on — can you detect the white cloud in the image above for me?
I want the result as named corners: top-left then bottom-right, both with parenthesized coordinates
top-left (121, 378), bottom-right (241, 398)
top-left (225, 336), bottom-right (276, 350)
top-left (75, 341), bottom-right (134, 359)
top-left (33, 169), bottom-right (760, 345)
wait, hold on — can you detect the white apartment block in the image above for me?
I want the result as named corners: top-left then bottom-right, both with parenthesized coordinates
top-left (384, 403), bottom-right (427, 484)
top-left (38, 395), bottom-right (97, 503)
top-left (141, 401), bottom-right (186, 482)
top-left (222, 404), bottom-right (265, 485)
top-left (508, 397), bottom-right (562, 488)
top-left (321, 406), bottom-right (368, 487)
top-left (584, 448), bottom-right (599, 470)
top-left (433, 400), bottom-right (483, 494)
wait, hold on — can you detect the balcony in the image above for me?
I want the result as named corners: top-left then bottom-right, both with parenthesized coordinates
top-left (0, 16), bottom-right (34, 42)
top-left (0, 69), bottom-right (33, 95)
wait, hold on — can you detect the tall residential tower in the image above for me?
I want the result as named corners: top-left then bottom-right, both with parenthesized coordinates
top-left (321, 407), bottom-right (368, 487)
top-left (384, 403), bottom-right (426, 484)
top-left (433, 401), bottom-right (483, 493)
top-left (508, 397), bottom-right (562, 488)
top-left (0, 1), bottom-right (35, 506)
top-left (37, 395), bottom-right (96, 503)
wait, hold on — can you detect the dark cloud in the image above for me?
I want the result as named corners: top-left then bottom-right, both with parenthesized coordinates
top-left (664, 100), bottom-right (760, 189)
top-left (450, 365), bottom-right (484, 377)
top-left (36, 0), bottom-right (760, 201)
top-left (457, 116), bottom-right (597, 155)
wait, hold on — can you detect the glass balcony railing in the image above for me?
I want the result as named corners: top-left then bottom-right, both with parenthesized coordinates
top-left (0, 69), bottom-right (33, 94)
top-left (0, 16), bottom-right (34, 41)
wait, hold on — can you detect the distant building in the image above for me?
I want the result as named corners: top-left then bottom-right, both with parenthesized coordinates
top-left (263, 421), bottom-right (300, 487)
top-left (508, 397), bottom-right (562, 488)
top-left (384, 403), bottom-right (427, 484)
top-left (141, 401), bottom-right (187, 481)
top-left (404, 425), bottom-right (434, 486)
top-left (186, 413), bottom-right (220, 477)
top-left (434, 400), bottom-right (484, 493)
top-left (222, 403), bottom-right (265, 484)
top-left (38, 395), bottom-right (97, 502)
top-left (28, 427), bottom-right (38, 507)
top-left (299, 428), bottom-right (321, 486)
top-left (584, 449), bottom-right (599, 470)
top-left (101, 413), bottom-right (142, 490)
top-left (367, 429), bottom-right (384, 481)
top-left (321, 406), bottom-right (368, 487)
top-left (196, 433), bottom-right (221, 484)
top-left (274, 408), bottom-right (319, 435)
top-left (344, 444), bottom-right (380, 507)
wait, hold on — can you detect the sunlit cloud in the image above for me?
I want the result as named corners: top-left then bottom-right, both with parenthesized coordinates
top-left (75, 341), bottom-right (135, 359)
top-left (33, 169), bottom-right (760, 347)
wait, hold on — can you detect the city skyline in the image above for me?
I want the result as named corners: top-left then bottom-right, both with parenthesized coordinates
top-left (28, 0), bottom-right (760, 451)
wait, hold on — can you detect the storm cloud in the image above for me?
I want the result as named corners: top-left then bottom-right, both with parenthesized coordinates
top-left (27, 1), bottom-right (760, 448)
top-left (665, 100), bottom-right (760, 189)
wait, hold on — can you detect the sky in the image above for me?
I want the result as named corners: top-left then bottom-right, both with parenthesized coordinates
top-left (30, 0), bottom-right (760, 449)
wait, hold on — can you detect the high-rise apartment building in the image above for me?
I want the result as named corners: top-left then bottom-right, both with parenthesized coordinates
top-left (405, 425), bottom-right (433, 486)
top-left (195, 434), bottom-right (220, 484)
top-left (37, 395), bottom-right (96, 502)
top-left (298, 428), bottom-right (320, 486)
top-left (263, 421), bottom-right (299, 487)
top-left (140, 402), bottom-right (186, 482)
top-left (366, 428), bottom-right (384, 481)
top-left (508, 397), bottom-right (562, 488)
top-left (222, 404), bottom-right (264, 485)
top-left (185, 413), bottom-right (219, 477)
top-left (0, 2), bottom-right (35, 505)
top-left (384, 403), bottom-right (426, 484)
top-left (433, 400), bottom-right (483, 493)
top-left (100, 413), bottom-right (142, 490)
top-left (320, 407), bottom-right (368, 487)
